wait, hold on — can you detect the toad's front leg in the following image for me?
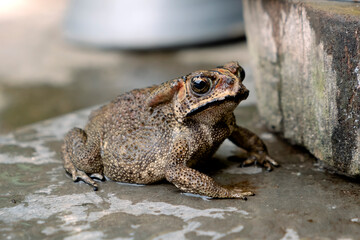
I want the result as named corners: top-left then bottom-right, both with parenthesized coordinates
top-left (165, 165), bottom-right (253, 199)
top-left (229, 125), bottom-right (279, 171)
top-left (164, 138), bottom-right (254, 199)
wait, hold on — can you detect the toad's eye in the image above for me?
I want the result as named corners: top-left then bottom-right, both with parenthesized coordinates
top-left (190, 77), bottom-right (212, 95)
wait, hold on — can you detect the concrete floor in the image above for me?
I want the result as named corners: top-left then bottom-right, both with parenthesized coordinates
top-left (0, 0), bottom-right (360, 239)
top-left (1, 105), bottom-right (360, 240)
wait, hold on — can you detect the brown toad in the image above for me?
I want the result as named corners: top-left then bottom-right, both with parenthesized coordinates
top-left (62, 62), bottom-right (278, 199)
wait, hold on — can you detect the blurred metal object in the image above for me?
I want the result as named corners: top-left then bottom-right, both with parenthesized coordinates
top-left (64, 0), bottom-right (244, 49)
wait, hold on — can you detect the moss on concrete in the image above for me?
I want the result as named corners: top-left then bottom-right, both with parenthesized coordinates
top-left (306, 1), bottom-right (360, 17)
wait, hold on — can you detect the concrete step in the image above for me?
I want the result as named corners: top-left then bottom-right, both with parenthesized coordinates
top-left (243, 0), bottom-right (360, 177)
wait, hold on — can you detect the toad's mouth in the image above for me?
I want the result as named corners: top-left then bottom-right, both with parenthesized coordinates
top-left (186, 89), bottom-right (249, 117)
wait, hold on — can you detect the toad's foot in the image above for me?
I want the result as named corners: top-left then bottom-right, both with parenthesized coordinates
top-left (62, 127), bottom-right (104, 190)
top-left (242, 151), bottom-right (279, 171)
top-left (229, 125), bottom-right (279, 171)
top-left (224, 188), bottom-right (255, 200)
top-left (64, 159), bottom-right (103, 191)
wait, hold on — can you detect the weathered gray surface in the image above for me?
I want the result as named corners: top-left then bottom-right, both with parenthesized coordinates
top-left (243, 0), bottom-right (360, 176)
top-left (1, 105), bottom-right (360, 239)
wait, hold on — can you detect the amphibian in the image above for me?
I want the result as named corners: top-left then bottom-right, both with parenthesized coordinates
top-left (62, 62), bottom-right (278, 199)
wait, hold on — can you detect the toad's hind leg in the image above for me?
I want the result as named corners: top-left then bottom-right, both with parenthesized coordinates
top-left (62, 127), bottom-right (104, 190)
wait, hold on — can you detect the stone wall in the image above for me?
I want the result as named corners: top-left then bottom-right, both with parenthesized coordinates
top-left (243, 0), bottom-right (360, 176)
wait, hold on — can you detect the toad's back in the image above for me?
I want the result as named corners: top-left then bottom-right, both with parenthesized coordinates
top-left (88, 86), bottom-right (176, 183)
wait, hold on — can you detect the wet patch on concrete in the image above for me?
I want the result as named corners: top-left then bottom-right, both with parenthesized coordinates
top-left (0, 145), bottom-right (36, 158)
top-left (0, 185), bottom-right (251, 239)
top-left (0, 108), bottom-right (93, 165)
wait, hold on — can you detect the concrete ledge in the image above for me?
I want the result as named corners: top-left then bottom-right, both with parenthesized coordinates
top-left (243, 0), bottom-right (360, 176)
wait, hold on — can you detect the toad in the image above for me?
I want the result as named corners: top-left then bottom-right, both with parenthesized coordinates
top-left (62, 62), bottom-right (278, 199)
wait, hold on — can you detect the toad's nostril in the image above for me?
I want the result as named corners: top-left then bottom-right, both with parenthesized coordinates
top-left (243, 89), bottom-right (249, 99)
top-left (239, 89), bottom-right (249, 101)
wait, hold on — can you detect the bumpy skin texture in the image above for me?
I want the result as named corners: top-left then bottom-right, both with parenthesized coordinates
top-left (62, 62), bottom-right (278, 199)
